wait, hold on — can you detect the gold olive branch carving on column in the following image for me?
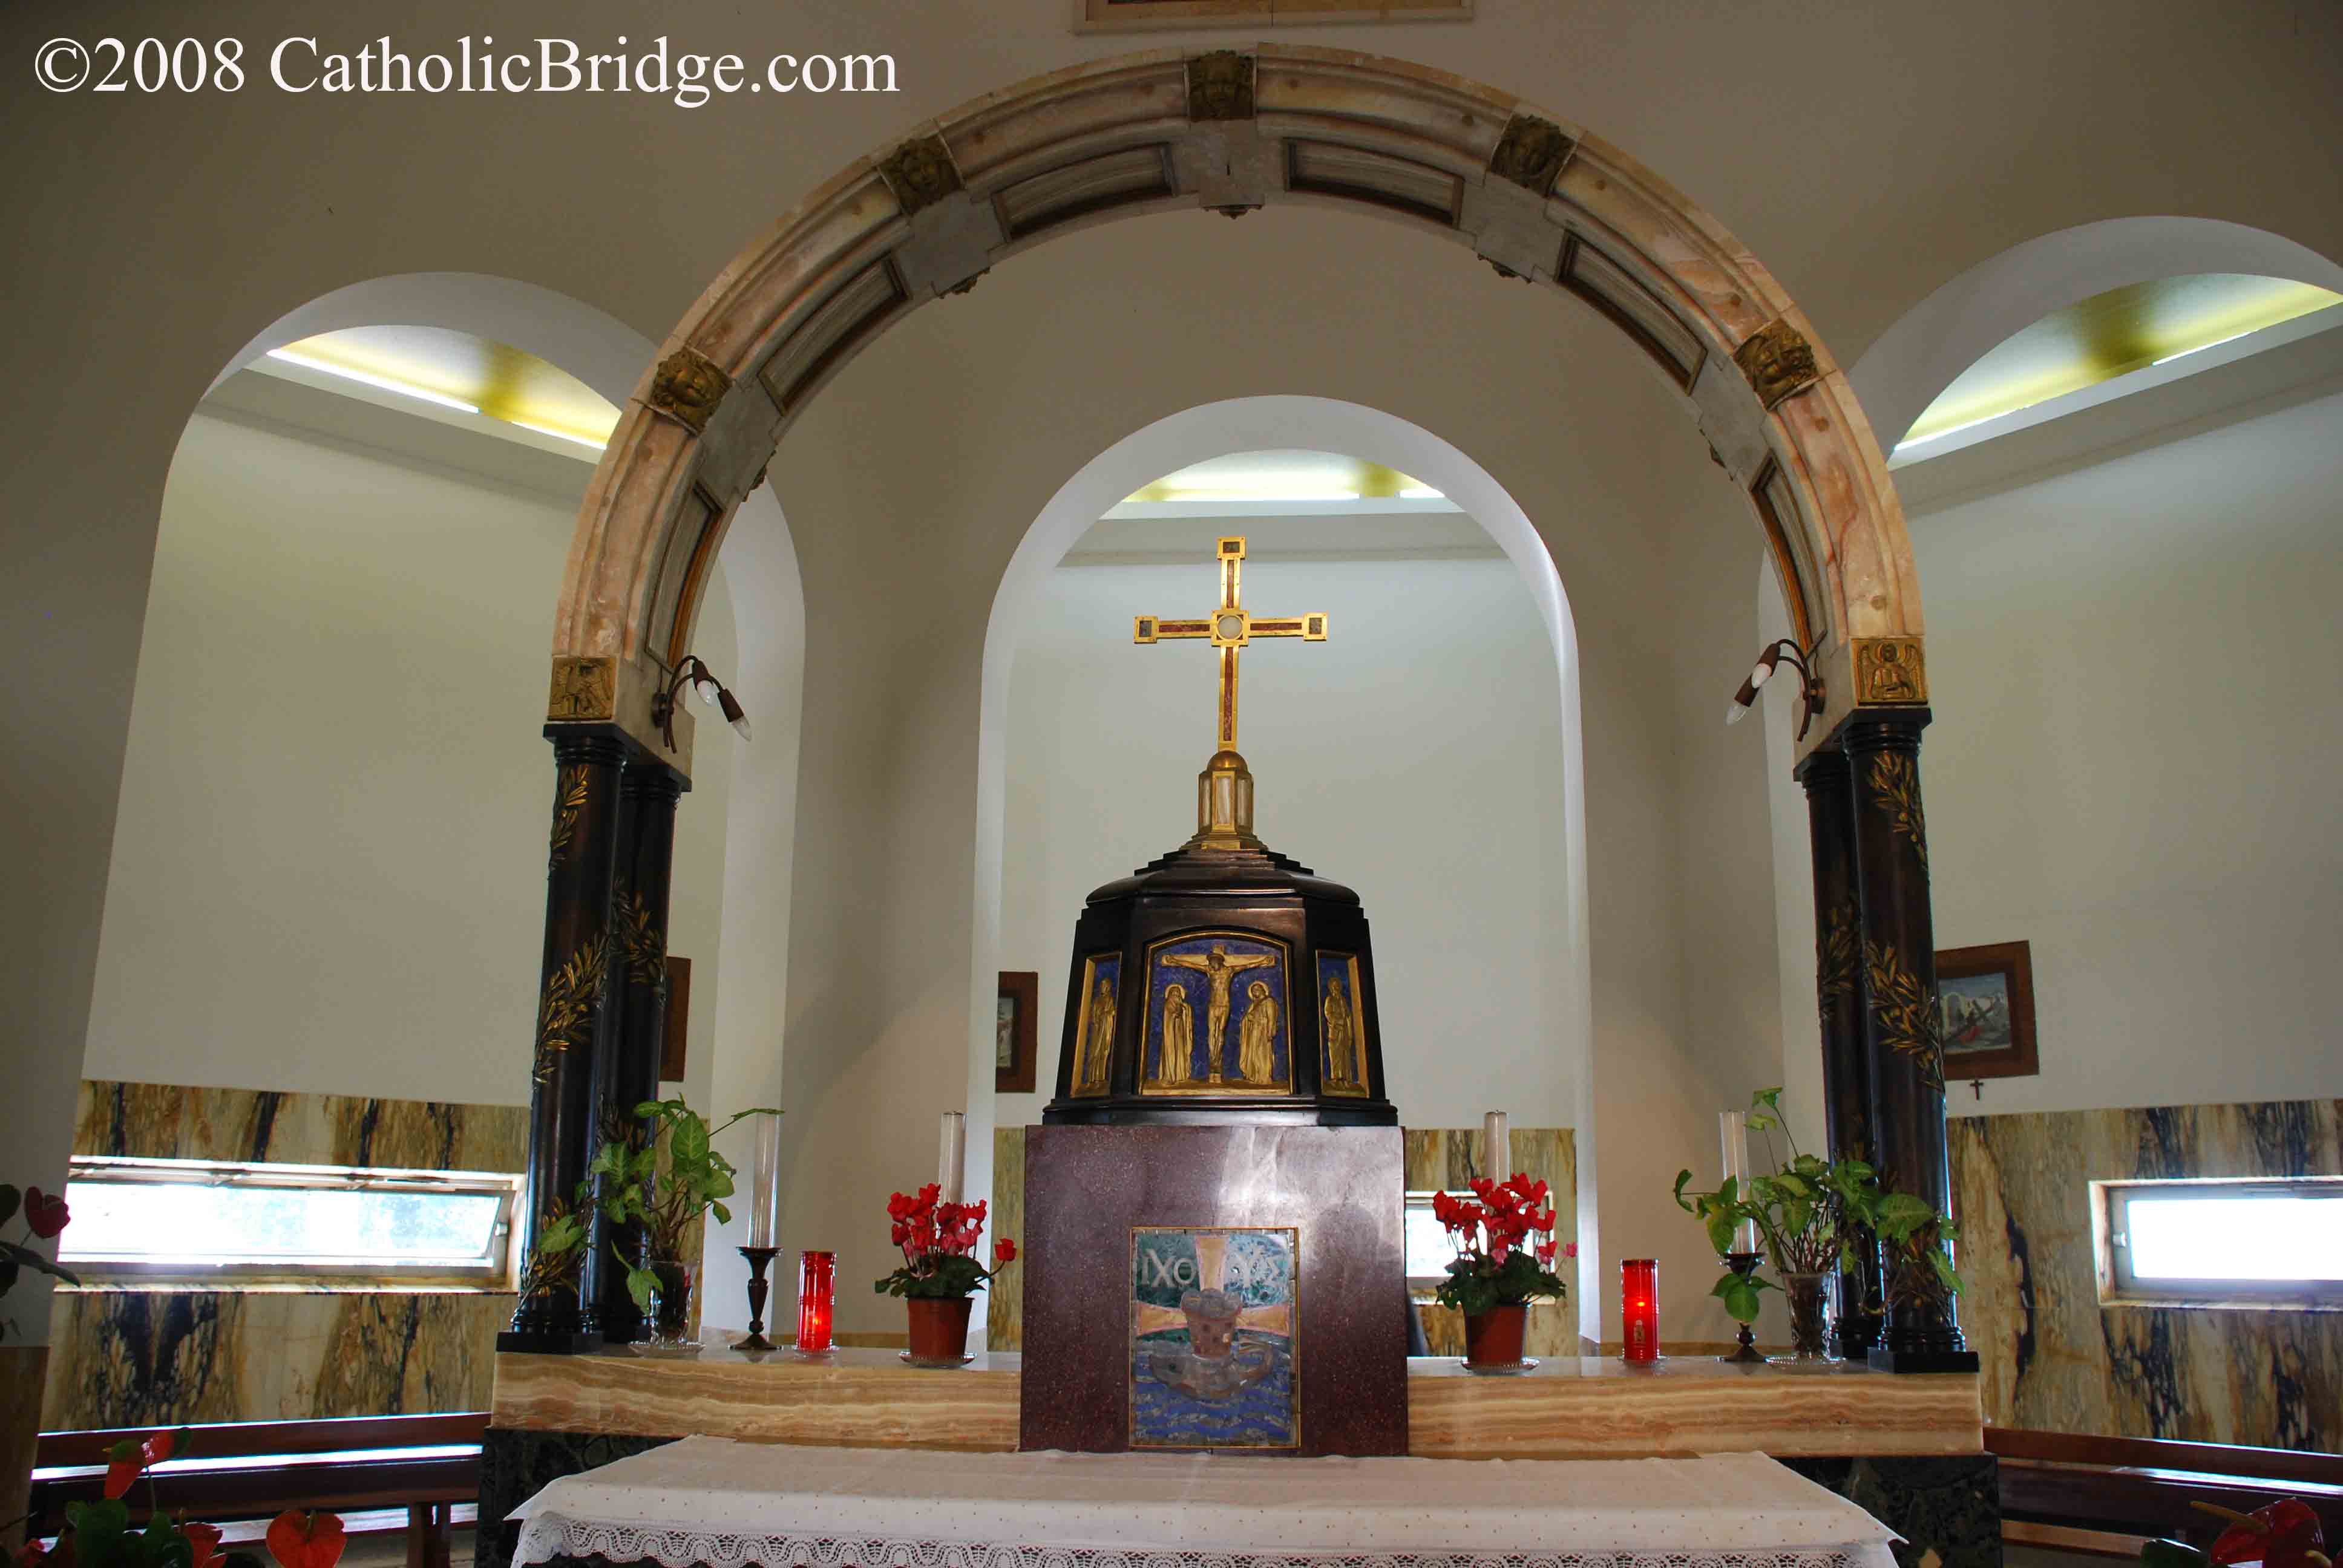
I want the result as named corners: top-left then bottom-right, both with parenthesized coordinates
top-left (1863, 938), bottom-right (1945, 1094)
top-left (534, 930), bottom-right (610, 1083)
top-left (519, 1193), bottom-right (586, 1303)
top-left (548, 767), bottom-right (589, 872)
top-left (612, 882), bottom-right (667, 990)
top-left (1870, 753), bottom-right (1928, 874)
top-left (1817, 897), bottom-right (1858, 1025)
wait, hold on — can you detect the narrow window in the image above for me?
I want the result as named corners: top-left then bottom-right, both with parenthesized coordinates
top-left (2097, 1178), bottom-right (2343, 1308)
top-left (59, 1157), bottom-right (521, 1289)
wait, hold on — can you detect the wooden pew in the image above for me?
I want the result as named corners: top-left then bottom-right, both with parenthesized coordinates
top-left (30, 1414), bottom-right (487, 1568)
top-left (1988, 1427), bottom-right (2343, 1558)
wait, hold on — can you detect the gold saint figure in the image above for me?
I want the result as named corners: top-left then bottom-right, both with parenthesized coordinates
top-left (1157, 984), bottom-right (1194, 1086)
top-left (1161, 943), bottom-right (1276, 1083)
top-left (1081, 977), bottom-right (1117, 1093)
top-left (1322, 976), bottom-right (1357, 1090)
top-left (1236, 980), bottom-right (1281, 1085)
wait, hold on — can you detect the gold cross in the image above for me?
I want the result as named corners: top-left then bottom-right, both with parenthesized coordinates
top-left (1134, 536), bottom-right (1327, 754)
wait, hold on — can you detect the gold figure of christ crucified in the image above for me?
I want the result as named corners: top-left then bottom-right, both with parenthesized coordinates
top-left (1133, 537), bottom-right (1328, 755)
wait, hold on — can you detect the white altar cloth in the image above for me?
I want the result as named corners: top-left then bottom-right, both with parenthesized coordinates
top-left (511, 1438), bottom-right (1902, 1568)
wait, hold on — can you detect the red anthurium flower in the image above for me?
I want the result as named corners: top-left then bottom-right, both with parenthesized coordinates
top-left (102, 1437), bottom-right (143, 1500)
top-left (24, 1187), bottom-right (69, 1240)
top-left (184, 1521), bottom-right (226, 1568)
top-left (2208, 1501), bottom-right (2326, 1568)
top-left (267, 1510), bottom-right (348, 1568)
top-left (994, 1238), bottom-right (1017, 1264)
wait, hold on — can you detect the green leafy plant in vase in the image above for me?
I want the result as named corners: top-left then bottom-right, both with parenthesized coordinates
top-left (583, 1097), bottom-right (778, 1349)
top-left (1677, 1088), bottom-right (1957, 1362)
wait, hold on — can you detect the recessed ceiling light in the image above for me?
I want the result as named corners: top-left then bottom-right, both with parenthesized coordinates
top-left (266, 347), bottom-right (482, 414)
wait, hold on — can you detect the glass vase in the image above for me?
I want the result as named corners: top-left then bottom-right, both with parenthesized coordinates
top-left (1771, 1269), bottom-right (1838, 1363)
top-left (646, 1259), bottom-right (696, 1350)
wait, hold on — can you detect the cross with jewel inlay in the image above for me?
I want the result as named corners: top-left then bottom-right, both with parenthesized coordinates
top-left (1134, 536), bottom-right (1328, 754)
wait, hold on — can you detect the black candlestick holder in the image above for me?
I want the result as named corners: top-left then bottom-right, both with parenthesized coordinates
top-left (1719, 1251), bottom-right (1766, 1363)
top-left (736, 1245), bottom-right (780, 1353)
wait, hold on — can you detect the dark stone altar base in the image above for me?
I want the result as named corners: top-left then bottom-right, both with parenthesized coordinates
top-left (1020, 1123), bottom-right (1407, 1455)
top-left (478, 1428), bottom-right (675, 1568)
top-left (1777, 1454), bottom-right (2001, 1568)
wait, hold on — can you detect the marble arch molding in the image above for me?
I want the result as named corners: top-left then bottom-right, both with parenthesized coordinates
top-left (552, 45), bottom-right (1925, 769)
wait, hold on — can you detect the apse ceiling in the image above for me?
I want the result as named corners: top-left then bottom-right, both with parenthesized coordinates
top-left (1077, 449), bottom-right (1490, 563)
top-left (251, 325), bottom-right (618, 455)
top-left (1895, 273), bottom-right (2342, 463)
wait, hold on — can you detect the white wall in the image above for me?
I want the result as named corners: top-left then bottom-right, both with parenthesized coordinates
top-left (80, 375), bottom-right (737, 1111)
top-left (995, 547), bottom-right (1576, 1133)
top-left (1914, 383), bottom-right (2343, 1117)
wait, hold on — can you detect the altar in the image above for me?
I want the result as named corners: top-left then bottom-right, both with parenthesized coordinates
top-left (508, 1440), bottom-right (1902, 1568)
top-left (480, 1349), bottom-right (1996, 1568)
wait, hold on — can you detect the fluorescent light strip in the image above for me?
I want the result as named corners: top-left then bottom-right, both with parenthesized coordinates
top-left (510, 419), bottom-right (608, 451)
top-left (266, 347), bottom-right (482, 414)
top-left (1398, 486), bottom-right (1444, 499)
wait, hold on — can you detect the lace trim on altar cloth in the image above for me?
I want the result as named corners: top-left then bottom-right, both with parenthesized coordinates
top-left (514, 1521), bottom-right (1866, 1568)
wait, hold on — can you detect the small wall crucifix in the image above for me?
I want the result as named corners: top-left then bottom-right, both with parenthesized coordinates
top-left (1134, 536), bottom-right (1328, 753)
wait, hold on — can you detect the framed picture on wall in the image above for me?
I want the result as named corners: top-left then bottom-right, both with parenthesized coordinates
top-left (1936, 941), bottom-right (2037, 1082)
top-left (997, 971), bottom-right (1039, 1094)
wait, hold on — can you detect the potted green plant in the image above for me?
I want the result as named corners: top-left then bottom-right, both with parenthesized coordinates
top-left (1429, 1175), bottom-right (1571, 1370)
top-left (587, 1098), bottom-right (775, 1350)
top-left (1676, 1088), bottom-right (1957, 1362)
top-left (874, 1184), bottom-right (1015, 1365)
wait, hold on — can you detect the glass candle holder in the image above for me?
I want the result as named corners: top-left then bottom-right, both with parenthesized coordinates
top-left (796, 1249), bottom-right (834, 1353)
top-left (748, 1111), bottom-right (783, 1249)
top-left (1622, 1258), bottom-right (1660, 1363)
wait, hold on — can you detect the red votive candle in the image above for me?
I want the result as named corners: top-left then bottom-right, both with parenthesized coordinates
top-left (796, 1250), bottom-right (834, 1353)
top-left (1622, 1258), bottom-right (1660, 1363)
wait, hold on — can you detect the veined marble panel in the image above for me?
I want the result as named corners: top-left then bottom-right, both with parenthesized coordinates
top-left (986, 1124), bottom-right (1578, 1351)
top-left (73, 1079), bottom-right (526, 1172)
top-left (42, 1080), bottom-right (526, 1431)
top-left (1948, 1099), bottom-right (2342, 1449)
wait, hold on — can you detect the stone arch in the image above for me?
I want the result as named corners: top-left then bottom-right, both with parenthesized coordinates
top-left (552, 44), bottom-right (1926, 765)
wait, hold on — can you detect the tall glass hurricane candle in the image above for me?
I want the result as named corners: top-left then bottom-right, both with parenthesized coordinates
top-left (1483, 1110), bottom-right (1511, 1183)
top-left (749, 1111), bottom-right (784, 1249)
top-left (1718, 1109), bottom-right (1760, 1254)
top-left (939, 1111), bottom-right (966, 1205)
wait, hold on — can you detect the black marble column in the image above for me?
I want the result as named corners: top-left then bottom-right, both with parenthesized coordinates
top-left (1842, 713), bottom-right (1975, 1372)
top-left (502, 731), bottom-right (627, 1353)
top-left (586, 759), bottom-right (686, 1343)
top-left (1797, 744), bottom-right (1883, 1359)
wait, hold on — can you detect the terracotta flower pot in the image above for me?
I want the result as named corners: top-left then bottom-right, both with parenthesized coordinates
top-left (905, 1295), bottom-right (974, 1362)
top-left (1463, 1302), bottom-right (1528, 1368)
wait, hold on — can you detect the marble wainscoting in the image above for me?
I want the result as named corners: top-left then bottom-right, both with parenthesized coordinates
top-left (42, 1079), bottom-right (525, 1431)
top-left (985, 1125), bottom-right (1577, 1353)
top-left (1948, 1099), bottom-right (2342, 1449)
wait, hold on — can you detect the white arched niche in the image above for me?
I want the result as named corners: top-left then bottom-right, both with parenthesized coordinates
top-left (1851, 217), bottom-right (2343, 452)
top-left (194, 272), bottom-right (805, 1333)
top-left (967, 395), bottom-right (1599, 1318)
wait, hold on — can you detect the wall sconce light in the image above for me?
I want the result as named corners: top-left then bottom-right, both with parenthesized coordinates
top-left (651, 655), bottom-right (751, 752)
top-left (1724, 639), bottom-right (1824, 740)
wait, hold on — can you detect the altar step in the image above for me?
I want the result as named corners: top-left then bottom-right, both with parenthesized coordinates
top-left (491, 1347), bottom-right (1982, 1459)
